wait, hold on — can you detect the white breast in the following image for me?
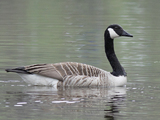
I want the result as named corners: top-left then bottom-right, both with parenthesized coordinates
top-left (107, 74), bottom-right (127, 87)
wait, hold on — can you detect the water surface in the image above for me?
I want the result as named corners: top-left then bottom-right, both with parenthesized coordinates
top-left (1, 0), bottom-right (160, 120)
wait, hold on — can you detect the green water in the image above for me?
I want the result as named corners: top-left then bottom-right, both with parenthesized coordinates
top-left (1, 0), bottom-right (160, 120)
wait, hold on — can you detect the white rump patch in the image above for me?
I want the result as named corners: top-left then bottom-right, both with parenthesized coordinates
top-left (108, 28), bottom-right (119, 39)
top-left (18, 73), bottom-right (58, 88)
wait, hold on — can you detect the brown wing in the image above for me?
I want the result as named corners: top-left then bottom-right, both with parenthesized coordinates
top-left (23, 62), bottom-right (103, 81)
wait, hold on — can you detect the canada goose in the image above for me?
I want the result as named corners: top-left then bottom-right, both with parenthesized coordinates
top-left (5, 24), bottom-right (133, 87)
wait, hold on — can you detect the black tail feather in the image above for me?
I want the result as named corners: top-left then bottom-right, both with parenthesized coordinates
top-left (5, 67), bottom-right (31, 74)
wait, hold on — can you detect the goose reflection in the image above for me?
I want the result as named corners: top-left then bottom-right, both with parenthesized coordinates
top-left (24, 86), bottom-right (126, 99)
top-left (24, 86), bottom-right (126, 120)
top-left (6, 86), bottom-right (126, 120)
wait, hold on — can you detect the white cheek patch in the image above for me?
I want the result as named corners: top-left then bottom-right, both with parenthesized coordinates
top-left (108, 28), bottom-right (119, 39)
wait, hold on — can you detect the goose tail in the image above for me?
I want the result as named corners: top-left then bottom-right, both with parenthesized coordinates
top-left (5, 67), bottom-right (31, 74)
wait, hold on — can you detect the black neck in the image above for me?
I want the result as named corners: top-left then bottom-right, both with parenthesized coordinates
top-left (104, 31), bottom-right (127, 76)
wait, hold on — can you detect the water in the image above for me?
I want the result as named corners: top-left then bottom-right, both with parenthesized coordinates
top-left (1, 0), bottom-right (160, 119)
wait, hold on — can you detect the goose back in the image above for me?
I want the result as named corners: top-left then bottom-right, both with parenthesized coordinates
top-left (18, 62), bottom-right (110, 86)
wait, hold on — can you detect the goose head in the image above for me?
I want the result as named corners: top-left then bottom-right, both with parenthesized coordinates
top-left (107, 24), bottom-right (133, 39)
